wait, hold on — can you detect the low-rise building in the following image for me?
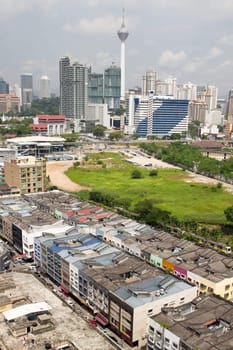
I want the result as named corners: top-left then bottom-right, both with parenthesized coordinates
top-left (146, 294), bottom-right (233, 350)
top-left (35, 229), bottom-right (197, 348)
top-left (0, 241), bottom-right (11, 270)
top-left (31, 115), bottom-right (66, 136)
top-left (4, 156), bottom-right (46, 194)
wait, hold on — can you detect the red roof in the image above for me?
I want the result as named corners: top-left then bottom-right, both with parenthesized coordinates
top-left (94, 212), bottom-right (112, 220)
top-left (66, 210), bottom-right (74, 217)
top-left (30, 124), bottom-right (48, 130)
top-left (78, 208), bottom-right (93, 216)
top-left (36, 115), bottom-right (66, 122)
top-left (77, 217), bottom-right (88, 223)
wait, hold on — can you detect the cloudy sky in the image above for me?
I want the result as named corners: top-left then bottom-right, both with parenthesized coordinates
top-left (1, 0), bottom-right (233, 96)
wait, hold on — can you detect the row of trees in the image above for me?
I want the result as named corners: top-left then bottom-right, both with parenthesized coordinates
top-left (140, 142), bottom-right (233, 180)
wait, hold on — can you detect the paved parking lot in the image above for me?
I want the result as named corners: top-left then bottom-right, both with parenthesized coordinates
top-left (0, 272), bottom-right (116, 350)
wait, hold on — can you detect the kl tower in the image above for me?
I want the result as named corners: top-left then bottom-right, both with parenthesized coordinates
top-left (117, 8), bottom-right (129, 102)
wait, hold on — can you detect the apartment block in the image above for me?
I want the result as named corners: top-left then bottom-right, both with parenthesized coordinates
top-left (0, 94), bottom-right (20, 114)
top-left (4, 156), bottom-right (46, 194)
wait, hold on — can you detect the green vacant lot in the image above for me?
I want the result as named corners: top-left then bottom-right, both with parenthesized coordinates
top-left (65, 152), bottom-right (233, 224)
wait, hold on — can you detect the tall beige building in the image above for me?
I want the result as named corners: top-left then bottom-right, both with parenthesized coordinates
top-left (4, 156), bottom-right (46, 194)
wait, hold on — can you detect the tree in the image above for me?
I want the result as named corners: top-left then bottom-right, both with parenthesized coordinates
top-left (149, 169), bottom-right (158, 177)
top-left (109, 131), bottom-right (123, 141)
top-left (170, 133), bottom-right (181, 140)
top-left (224, 206), bottom-right (233, 223)
top-left (131, 169), bottom-right (143, 179)
top-left (93, 125), bottom-right (106, 138)
top-left (134, 199), bottom-right (154, 218)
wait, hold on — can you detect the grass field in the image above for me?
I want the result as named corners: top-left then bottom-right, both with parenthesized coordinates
top-left (65, 152), bottom-right (233, 224)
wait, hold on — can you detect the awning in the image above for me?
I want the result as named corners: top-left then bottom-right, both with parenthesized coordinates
top-left (95, 313), bottom-right (108, 326)
top-left (60, 285), bottom-right (69, 295)
top-left (76, 295), bottom-right (87, 306)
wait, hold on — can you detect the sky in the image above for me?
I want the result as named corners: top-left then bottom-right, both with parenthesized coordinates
top-left (1, 0), bottom-right (233, 97)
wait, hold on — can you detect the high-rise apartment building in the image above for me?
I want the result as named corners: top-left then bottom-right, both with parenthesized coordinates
top-left (189, 100), bottom-right (208, 123)
top-left (39, 75), bottom-right (51, 99)
top-left (21, 73), bottom-right (33, 110)
top-left (104, 64), bottom-right (121, 110)
top-left (197, 85), bottom-right (218, 112)
top-left (226, 89), bottom-right (233, 122)
top-left (177, 82), bottom-right (197, 100)
top-left (59, 56), bottom-right (88, 131)
top-left (142, 70), bottom-right (157, 95)
top-left (4, 156), bottom-right (46, 194)
top-left (0, 77), bottom-right (9, 94)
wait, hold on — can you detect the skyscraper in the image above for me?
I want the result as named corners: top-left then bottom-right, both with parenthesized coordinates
top-left (104, 64), bottom-right (121, 109)
top-left (117, 8), bottom-right (129, 102)
top-left (39, 75), bottom-right (51, 99)
top-left (88, 67), bottom-right (104, 104)
top-left (59, 56), bottom-right (88, 131)
top-left (0, 77), bottom-right (9, 94)
top-left (142, 70), bottom-right (157, 95)
top-left (20, 73), bottom-right (33, 110)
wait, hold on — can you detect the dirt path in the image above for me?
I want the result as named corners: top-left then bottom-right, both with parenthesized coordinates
top-left (46, 160), bottom-right (90, 192)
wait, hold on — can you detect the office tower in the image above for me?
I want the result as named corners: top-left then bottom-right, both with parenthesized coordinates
top-left (117, 8), bottom-right (129, 101)
top-left (126, 94), bottom-right (189, 137)
top-left (59, 56), bottom-right (88, 131)
top-left (0, 77), bottom-right (9, 94)
top-left (142, 70), bottom-right (157, 95)
top-left (21, 73), bottom-right (33, 110)
top-left (88, 67), bottom-right (104, 104)
top-left (104, 64), bottom-right (121, 109)
top-left (39, 75), bottom-right (51, 99)
top-left (4, 156), bottom-right (46, 194)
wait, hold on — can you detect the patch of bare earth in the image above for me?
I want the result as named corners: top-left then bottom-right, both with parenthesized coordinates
top-left (185, 171), bottom-right (233, 193)
top-left (46, 160), bottom-right (90, 192)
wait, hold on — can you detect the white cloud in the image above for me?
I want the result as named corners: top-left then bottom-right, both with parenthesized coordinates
top-left (220, 34), bottom-right (233, 46)
top-left (94, 52), bottom-right (116, 70)
top-left (0, 0), bottom-right (61, 18)
top-left (63, 14), bottom-right (136, 34)
top-left (159, 50), bottom-right (186, 67)
top-left (207, 47), bottom-right (224, 59)
top-left (63, 16), bottom-right (121, 34)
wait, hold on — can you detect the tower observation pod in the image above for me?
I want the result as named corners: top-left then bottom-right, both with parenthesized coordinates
top-left (117, 8), bottom-right (129, 102)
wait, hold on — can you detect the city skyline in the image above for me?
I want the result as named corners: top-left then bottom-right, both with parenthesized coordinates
top-left (1, 0), bottom-right (233, 96)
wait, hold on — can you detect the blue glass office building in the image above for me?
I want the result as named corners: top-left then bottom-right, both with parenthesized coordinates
top-left (132, 97), bottom-right (189, 137)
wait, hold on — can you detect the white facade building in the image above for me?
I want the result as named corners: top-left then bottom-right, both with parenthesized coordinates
top-left (39, 75), bottom-right (51, 99)
top-left (142, 70), bottom-right (157, 95)
top-left (87, 103), bottom-right (110, 129)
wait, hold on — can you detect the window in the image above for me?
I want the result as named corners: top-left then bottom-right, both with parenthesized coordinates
top-left (147, 308), bottom-right (153, 315)
top-left (149, 325), bottom-right (154, 332)
top-left (172, 343), bottom-right (178, 349)
top-left (225, 284), bottom-right (230, 290)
